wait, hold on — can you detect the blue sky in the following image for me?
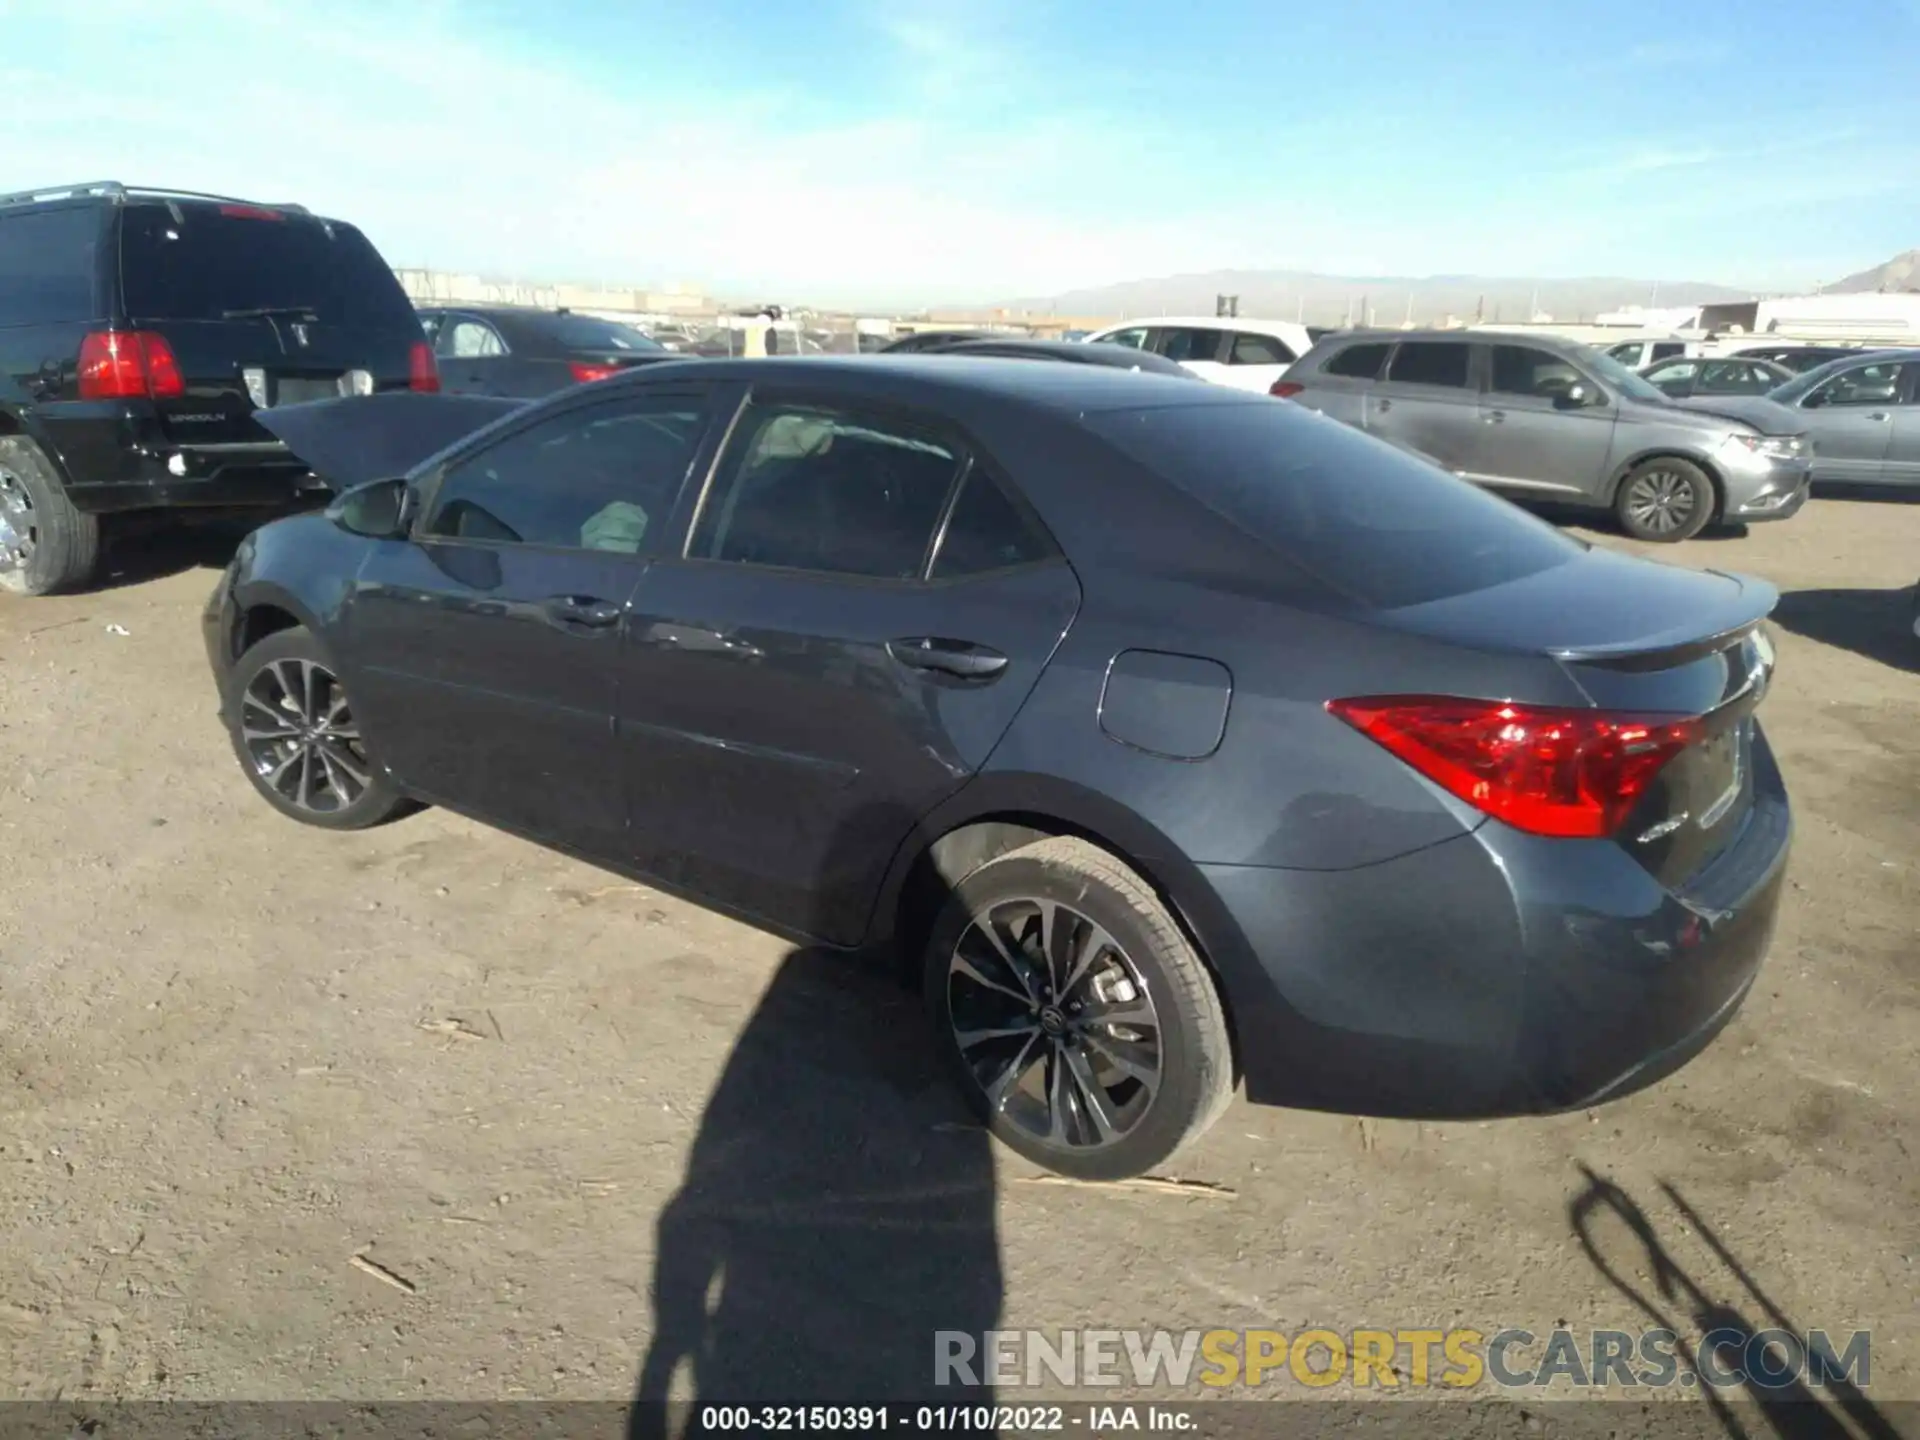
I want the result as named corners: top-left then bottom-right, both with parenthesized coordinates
top-left (4, 0), bottom-right (1917, 306)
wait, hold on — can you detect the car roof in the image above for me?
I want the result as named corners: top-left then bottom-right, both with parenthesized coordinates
top-left (1094, 315), bottom-right (1309, 337)
top-left (594, 353), bottom-right (1254, 412)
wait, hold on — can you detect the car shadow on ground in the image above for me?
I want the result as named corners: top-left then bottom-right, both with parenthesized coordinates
top-left (1770, 587), bottom-right (1919, 675)
top-left (1569, 1166), bottom-right (1900, 1439)
top-left (92, 521), bottom-right (252, 592)
top-left (628, 812), bottom-right (1002, 1436)
top-left (1520, 500), bottom-right (1752, 543)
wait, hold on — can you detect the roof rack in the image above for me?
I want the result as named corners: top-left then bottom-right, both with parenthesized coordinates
top-left (0, 181), bottom-right (309, 214)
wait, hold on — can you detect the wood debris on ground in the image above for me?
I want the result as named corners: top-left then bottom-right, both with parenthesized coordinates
top-left (348, 1252), bottom-right (418, 1295)
top-left (1018, 1174), bottom-right (1237, 1199)
top-left (416, 1017), bottom-right (488, 1042)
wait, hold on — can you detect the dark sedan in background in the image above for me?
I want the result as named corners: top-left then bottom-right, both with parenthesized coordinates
top-left (204, 358), bottom-right (1790, 1180)
top-left (416, 304), bottom-right (679, 397)
top-left (1640, 355), bottom-right (1793, 399)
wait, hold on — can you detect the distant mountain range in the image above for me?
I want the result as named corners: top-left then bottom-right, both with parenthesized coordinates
top-left (975, 249), bottom-right (1920, 322)
top-left (1828, 249), bottom-right (1920, 293)
top-left (979, 269), bottom-right (1755, 325)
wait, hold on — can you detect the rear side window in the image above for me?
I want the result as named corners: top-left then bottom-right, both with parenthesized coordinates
top-left (691, 403), bottom-right (964, 580)
top-left (1386, 342), bottom-right (1472, 388)
top-left (931, 469), bottom-right (1060, 578)
top-left (1324, 342), bottom-right (1390, 379)
top-left (1157, 327), bottom-right (1224, 364)
top-left (119, 205), bottom-right (417, 331)
top-left (1651, 343), bottom-right (1686, 362)
top-left (0, 206), bottom-right (104, 323)
top-left (1084, 401), bottom-right (1580, 609)
top-left (1228, 332), bottom-right (1295, 365)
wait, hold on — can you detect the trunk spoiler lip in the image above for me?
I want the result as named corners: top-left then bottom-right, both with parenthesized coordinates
top-left (1546, 570), bottom-right (1779, 670)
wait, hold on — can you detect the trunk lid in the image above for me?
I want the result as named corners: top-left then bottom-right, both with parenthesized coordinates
top-left (115, 200), bottom-right (426, 448)
top-left (1376, 546), bottom-right (1779, 887)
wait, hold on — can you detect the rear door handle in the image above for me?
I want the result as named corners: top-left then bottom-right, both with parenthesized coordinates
top-left (1375, 398), bottom-right (1392, 413)
top-left (542, 594), bottom-right (623, 629)
top-left (887, 637), bottom-right (1008, 680)
top-left (1483, 410), bottom-right (1506, 424)
top-left (1866, 412), bottom-right (1891, 422)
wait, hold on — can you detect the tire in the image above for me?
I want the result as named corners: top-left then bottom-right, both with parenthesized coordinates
top-left (0, 436), bottom-right (101, 596)
top-left (224, 625), bottom-right (413, 830)
top-left (924, 835), bottom-right (1234, 1181)
top-left (1614, 457), bottom-right (1715, 543)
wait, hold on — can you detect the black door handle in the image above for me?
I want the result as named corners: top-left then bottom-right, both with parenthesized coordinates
top-left (1482, 410), bottom-right (1506, 424)
top-left (887, 637), bottom-right (1008, 679)
top-left (1376, 398), bottom-right (1392, 412)
top-left (542, 594), bottom-right (622, 629)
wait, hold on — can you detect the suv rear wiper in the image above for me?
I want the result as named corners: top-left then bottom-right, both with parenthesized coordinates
top-left (222, 306), bottom-right (320, 321)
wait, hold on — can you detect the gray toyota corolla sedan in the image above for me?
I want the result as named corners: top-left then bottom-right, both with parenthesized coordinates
top-left (202, 359), bottom-right (1792, 1180)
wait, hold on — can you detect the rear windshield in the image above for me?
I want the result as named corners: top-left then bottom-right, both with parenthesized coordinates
top-left (119, 204), bottom-right (417, 331)
top-left (534, 313), bottom-right (666, 354)
top-left (1084, 400), bottom-right (1582, 609)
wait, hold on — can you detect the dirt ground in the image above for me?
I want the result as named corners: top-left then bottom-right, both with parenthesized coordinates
top-left (0, 493), bottom-right (1915, 1418)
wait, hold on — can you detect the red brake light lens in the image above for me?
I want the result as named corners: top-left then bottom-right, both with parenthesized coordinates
top-left (1270, 380), bottom-right (1305, 398)
top-left (77, 331), bottom-right (185, 400)
top-left (569, 361), bottom-right (619, 384)
top-left (1326, 696), bottom-right (1703, 839)
top-left (408, 341), bottom-right (440, 393)
top-left (217, 204), bottom-right (286, 222)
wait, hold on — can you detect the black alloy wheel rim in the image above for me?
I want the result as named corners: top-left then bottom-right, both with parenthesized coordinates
top-left (241, 658), bottom-right (371, 814)
top-left (0, 464), bottom-right (35, 574)
top-left (947, 897), bottom-right (1163, 1150)
top-left (1624, 469), bottom-right (1699, 535)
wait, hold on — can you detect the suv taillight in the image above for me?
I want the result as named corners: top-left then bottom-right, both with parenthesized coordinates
top-left (569, 361), bottom-right (619, 384)
top-left (1270, 380), bottom-right (1304, 399)
top-left (408, 341), bottom-right (440, 393)
top-left (77, 331), bottom-right (185, 401)
top-left (1326, 696), bottom-right (1703, 839)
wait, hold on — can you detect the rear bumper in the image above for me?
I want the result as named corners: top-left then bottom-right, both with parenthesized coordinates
top-left (1196, 733), bottom-right (1791, 1118)
top-left (38, 404), bottom-right (328, 516)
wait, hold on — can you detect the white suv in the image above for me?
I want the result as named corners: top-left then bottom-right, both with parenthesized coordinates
top-left (1083, 316), bottom-right (1313, 393)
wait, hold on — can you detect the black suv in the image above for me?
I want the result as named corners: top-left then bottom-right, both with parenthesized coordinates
top-left (0, 182), bottom-right (437, 595)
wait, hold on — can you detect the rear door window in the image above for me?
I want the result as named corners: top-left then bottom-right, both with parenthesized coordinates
top-left (1156, 327), bottom-right (1226, 364)
top-left (446, 318), bottom-right (508, 357)
top-left (119, 204), bottom-right (417, 330)
top-left (0, 206), bottom-right (104, 323)
top-left (930, 468), bottom-right (1061, 578)
top-left (1227, 331), bottom-right (1295, 365)
top-left (1323, 342), bottom-right (1390, 380)
top-left (1650, 343), bottom-right (1686, 362)
top-left (1100, 327), bottom-right (1150, 350)
top-left (1384, 342), bottom-right (1472, 389)
top-left (1084, 399), bottom-right (1580, 608)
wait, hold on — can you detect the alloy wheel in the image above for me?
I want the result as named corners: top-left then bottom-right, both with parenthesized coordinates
top-left (947, 897), bottom-right (1163, 1151)
top-left (0, 465), bottom-right (35, 575)
top-left (1623, 469), bottom-right (1698, 535)
top-left (240, 658), bottom-right (372, 815)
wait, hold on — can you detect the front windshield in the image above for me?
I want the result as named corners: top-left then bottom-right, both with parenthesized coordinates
top-left (1581, 345), bottom-right (1669, 403)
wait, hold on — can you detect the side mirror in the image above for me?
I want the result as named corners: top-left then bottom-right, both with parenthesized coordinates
top-left (1800, 389), bottom-right (1825, 409)
top-left (325, 476), bottom-right (413, 540)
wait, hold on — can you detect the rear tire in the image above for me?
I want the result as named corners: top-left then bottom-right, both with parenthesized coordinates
top-left (1615, 458), bottom-right (1714, 543)
top-left (225, 625), bottom-right (414, 830)
top-left (923, 836), bottom-right (1234, 1181)
top-left (0, 437), bottom-right (101, 596)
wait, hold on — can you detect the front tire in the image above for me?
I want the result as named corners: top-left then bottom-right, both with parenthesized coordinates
top-left (1615, 458), bottom-right (1715, 543)
top-left (0, 436), bottom-right (101, 596)
top-left (225, 626), bottom-right (412, 830)
top-left (924, 836), bottom-right (1234, 1181)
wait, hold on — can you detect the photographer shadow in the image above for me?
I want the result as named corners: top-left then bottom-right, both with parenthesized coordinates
top-left (629, 804), bottom-right (1003, 1436)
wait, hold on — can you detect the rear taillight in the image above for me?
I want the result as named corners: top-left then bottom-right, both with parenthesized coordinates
top-left (1326, 695), bottom-right (1703, 839)
top-left (217, 204), bottom-right (286, 222)
top-left (1270, 380), bottom-right (1304, 398)
top-left (77, 331), bottom-right (185, 401)
top-left (408, 341), bottom-right (440, 393)
top-left (569, 361), bottom-right (619, 384)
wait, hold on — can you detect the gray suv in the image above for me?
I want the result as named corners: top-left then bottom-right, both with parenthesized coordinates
top-left (1278, 330), bottom-right (1812, 542)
